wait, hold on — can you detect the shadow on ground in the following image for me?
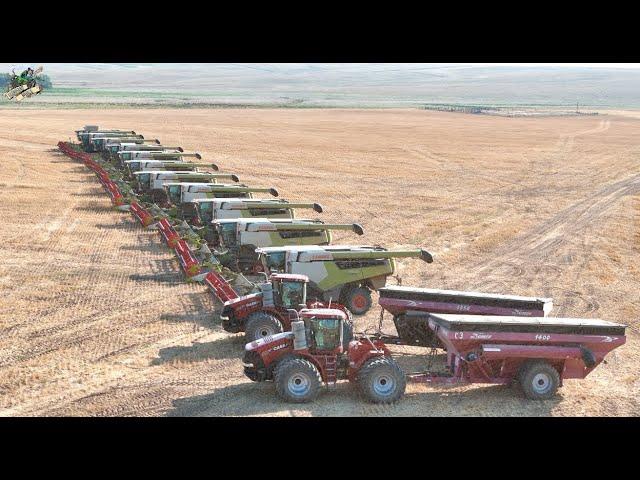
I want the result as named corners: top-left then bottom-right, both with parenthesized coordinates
top-left (166, 381), bottom-right (563, 417)
top-left (151, 335), bottom-right (243, 366)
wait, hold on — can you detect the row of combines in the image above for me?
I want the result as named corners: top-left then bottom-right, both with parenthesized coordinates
top-left (58, 125), bottom-right (627, 406)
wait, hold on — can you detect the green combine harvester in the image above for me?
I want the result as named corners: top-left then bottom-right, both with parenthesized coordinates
top-left (213, 218), bottom-right (365, 273)
top-left (254, 245), bottom-right (433, 314)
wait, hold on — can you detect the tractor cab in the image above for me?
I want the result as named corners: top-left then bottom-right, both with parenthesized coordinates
top-left (298, 308), bottom-right (352, 353)
top-left (270, 273), bottom-right (308, 309)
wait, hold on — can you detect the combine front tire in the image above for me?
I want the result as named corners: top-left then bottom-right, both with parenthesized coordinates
top-left (245, 312), bottom-right (284, 342)
top-left (343, 287), bottom-right (372, 315)
top-left (274, 357), bottom-right (322, 403)
top-left (357, 356), bottom-right (406, 404)
top-left (519, 360), bottom-right (560, 400)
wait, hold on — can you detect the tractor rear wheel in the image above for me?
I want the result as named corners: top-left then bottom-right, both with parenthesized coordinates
top-left (343, 287), bottom-right (372, 315)
top-left (519, 360), bottom-right (560, 400)
top-left (244, 312), bottom-right (284, 342)
top-left (357, 356), bottom-right (406, 404)
top-left (274, 357), bottom-right (322, 403)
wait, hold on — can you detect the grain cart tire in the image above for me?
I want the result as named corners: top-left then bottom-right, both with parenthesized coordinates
top-left (343, 287), bottom-right (372, 315)
top-left (274, 357), bottom-right (322, 403)
top-left (245, 312), bottom-right (284, 342)
top-left (357, 356), bottom-right (406, 404)
top-left (519, 360), bottom-right (560, 400)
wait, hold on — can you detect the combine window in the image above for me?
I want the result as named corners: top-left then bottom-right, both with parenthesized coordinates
top-left (217, 223), bottom-right (237, 247)
top-left (168, 185), bottom-right (181, 205)
top-left (263, 252), bottom-right (286, 272)
top-left (137, 173), bottom-right (151, 190)
top-left (128, 162), bottom-right (141, 172)
top-left (335, 259), bottom-right (387, 269)
top-left (197, 202), bottom-right (214, 223)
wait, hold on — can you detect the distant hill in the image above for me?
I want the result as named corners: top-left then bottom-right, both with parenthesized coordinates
top-left (1, 64), bottom-right (639, 108)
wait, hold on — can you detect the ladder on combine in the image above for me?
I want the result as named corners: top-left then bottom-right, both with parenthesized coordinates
top-left (204, 270), bottom-right (239, 303)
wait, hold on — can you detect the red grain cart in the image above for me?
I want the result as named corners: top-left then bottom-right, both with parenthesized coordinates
top-left (405, 313), bottom-right (626, 399)
top-left (378, 285), bottom-right (553, 347)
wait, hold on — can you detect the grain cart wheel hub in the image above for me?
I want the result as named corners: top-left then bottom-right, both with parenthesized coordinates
top-left (519, 360), bottom-right (560, 400)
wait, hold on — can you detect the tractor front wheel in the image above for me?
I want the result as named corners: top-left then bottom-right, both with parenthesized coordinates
top-left (357, 356), bottom-right (406, 404)
top-left (274, 357), bottom-right (322, 403)
top-left (244, 312), bottom-right (284, 342)
top-left (343, 287), bottom-right (372, 315)
top-left (519, 360), bottom-right (560, 400)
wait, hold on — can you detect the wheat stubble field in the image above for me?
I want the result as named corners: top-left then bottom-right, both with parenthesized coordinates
top-left (0, 108), bottom-right (639, 416)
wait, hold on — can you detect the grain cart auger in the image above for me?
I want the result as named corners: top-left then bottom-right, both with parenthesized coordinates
top-left (243, 307), bottom-right (406, 404)
top-left (214, 219), bottom-right (365, 273)
top-left (255, 245), bottom-right (434, 315)
top-left (221, 273), bottom-right (350, 342)
top-left (377, 285), bottom-right (553, 347)
top-left (164, 184), bottom-right (280, 220)
top-left (133, 171), bottom-right (241, 205)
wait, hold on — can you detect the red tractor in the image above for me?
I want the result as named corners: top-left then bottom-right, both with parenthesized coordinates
top-left (220, 273), bottom-right (350, 342)
top-left (243, 308), bottom-right (406, 403)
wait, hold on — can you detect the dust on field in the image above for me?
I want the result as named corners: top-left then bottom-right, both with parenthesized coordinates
top-left (1, 109), bottom-right (639, 416)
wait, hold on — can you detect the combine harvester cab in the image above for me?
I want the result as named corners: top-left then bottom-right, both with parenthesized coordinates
top-left (378, 285), bottom-right (553, 347)
top-left (220, 272), bottom-right (350, 342)
top-left (92, 135), bottom-right (160, 154)
top-left (190, 198), bottom-right (324, 242)
top-left (214, 218), bottom-right (365, 273)
top-left (80, 132), bottom-right (138, 152)
top-left (77, 130), bottom-right (134, 150)
top-left (123, 159), bottom-right (218, 181)
top-left (132, 171), bottom-right (240, 204)
top-left (255, 245), bottom-right (433, 315)
top-left (168, 184), bottom-right (279, 221)
top-left (103, 139), bottom-right (161, 160)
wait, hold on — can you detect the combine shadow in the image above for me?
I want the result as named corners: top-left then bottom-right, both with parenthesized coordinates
top-left (96, 221), bottom-right (136, 231)
top-left (120, 243), bottom-right (164, 253)
top-left (151, 335), bottom-right (243, 366)
top-left (158, 292), bottom-right (219, 329)
top-left (74, 204), bottom-right (113, 213)
top-left (129, 272), bottom-right (183, 285)
top-left (71, 189), bottom-right (105, 197)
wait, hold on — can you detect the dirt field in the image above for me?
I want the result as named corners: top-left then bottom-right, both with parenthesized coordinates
top-left (1, 108), bottom-right (639, 416)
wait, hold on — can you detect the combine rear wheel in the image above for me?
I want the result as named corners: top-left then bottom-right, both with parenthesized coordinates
top-left (343, 287), bottom-right (372, 315)
top-left (245, 312), bottom-right (283, 342)
top-left (274, 357), bottom-right (322, 403)
top-left (357, 356), bottom-right (406, 403)
top-left (519, 360), bottom-right (560, 400)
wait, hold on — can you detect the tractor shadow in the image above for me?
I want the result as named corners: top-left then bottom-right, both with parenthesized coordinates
top-left (166, 379), bottom-right (563, 417)
top-left (157, 292), bottom-right (220, 329)
top-left (151, 335), bottom-right (243, 366)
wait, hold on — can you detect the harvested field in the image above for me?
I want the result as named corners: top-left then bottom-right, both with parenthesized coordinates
top-left (1, 108), bottom-right (639, 416)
